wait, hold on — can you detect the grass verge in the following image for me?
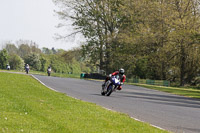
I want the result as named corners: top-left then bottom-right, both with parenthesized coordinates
top-left (0, 69), bottom-right (80, 79)
top-left (0, 72), bottom-right (168, 133)
top-left (129, 83), bottom-right (200, 99)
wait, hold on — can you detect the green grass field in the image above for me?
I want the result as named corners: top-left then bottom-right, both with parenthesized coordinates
top-left (0, 72), bottom-right (168, 133)
top-left (129, 83), bottom-right (200, 99)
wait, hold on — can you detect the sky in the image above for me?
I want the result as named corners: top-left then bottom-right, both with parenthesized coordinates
top-left (0, 0), bottom-right (83, 50)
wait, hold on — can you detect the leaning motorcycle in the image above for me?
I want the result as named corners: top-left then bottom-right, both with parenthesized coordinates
top-left (101, 75), bottom-right (121, 96)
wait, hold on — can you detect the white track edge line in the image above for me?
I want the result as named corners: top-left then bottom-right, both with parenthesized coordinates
top-left (102, 107), bottom-right (166, 131)
top-left (31, 75), bottom-right (58, 92)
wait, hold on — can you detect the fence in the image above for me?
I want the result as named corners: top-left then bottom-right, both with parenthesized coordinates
top-left (126, 78), bottom-right (170, 87)
top-left (80, 73), bottom-right (170, 87)
top-left (80, 73), bottom-right (106, 80)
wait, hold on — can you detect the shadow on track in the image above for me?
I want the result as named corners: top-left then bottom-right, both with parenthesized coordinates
top-left (120, 91), bottom-right (200, 109)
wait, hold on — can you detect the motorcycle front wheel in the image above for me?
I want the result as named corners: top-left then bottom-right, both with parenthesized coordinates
top-left (101, 90), bottom-right (105, 95)
top-left (106, 85), bottom-right (113, 96)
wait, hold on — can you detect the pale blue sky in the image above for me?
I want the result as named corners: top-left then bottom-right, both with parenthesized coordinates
top-left (0, 0), bottom-right (82, 50)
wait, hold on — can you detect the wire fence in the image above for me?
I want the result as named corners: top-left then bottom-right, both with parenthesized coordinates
top-left (80, 73), bottom-right (170, 87)
top-left (126, 78), bottom-right (170, 87)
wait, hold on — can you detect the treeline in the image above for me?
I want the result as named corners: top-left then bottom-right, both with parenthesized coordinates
top-left (54, 0), bottom-right (200, 86)
top-left (0, 40), bottom-right (94, 74)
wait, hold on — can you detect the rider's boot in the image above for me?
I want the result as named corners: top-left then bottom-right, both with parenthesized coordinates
top-left (117, 86), bottom-right (122, 91)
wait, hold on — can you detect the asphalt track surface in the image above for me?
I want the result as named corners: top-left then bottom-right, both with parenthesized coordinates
top-left (33, 75), bottom-right (200, 133)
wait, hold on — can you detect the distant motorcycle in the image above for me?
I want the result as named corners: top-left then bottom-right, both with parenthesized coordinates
top-left (101, 75), bottom-right (121, 96)
top-left (47, 67), bottom-right (51, 76)
top-left (25, 68), bottom-right (29, 74)
top-left (25, 64), bottom-right (30, 74)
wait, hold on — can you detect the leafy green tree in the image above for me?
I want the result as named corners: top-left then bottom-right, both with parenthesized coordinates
top-left (30, 45), bottom-right (42, 54)
top-left (54, 0), bottom-right (200, 86)
top-left (166, 0), bottom-right (200, 86)
top-left (8, 54), bottom-right (24, 70)
top-left (61, 48), bottom-right (82, 63)
top-left (24, 53), bottom-right (41, 71)
top-left (18, 44), bottom-right (32, 58)
top-left (0, 49), bottom-right (9, 69)
top-left (51, 47), bottom-right (57, 54)
top-left (54, 0), bottom-right (124, 74)
top-left (133, 57), bottom-right (148, 79)
top-left (40, 55), bottom-right (49, 72)
top-left (42, 47), bottom-right (53, 54)
top-left (4, 44), bottom-right (18, 55)
top-left (49, 54), bottom-right (68, 73)
top-left (70, 58), bottom-right (81, 74)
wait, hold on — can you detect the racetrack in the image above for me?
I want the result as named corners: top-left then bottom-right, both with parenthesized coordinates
top-left (33, 75), bottom-right (200, 133)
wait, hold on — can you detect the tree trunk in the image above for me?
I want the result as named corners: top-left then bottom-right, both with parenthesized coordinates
top-left (97, 21), bottom-right (104, 70)
top-left (161, 62), bottom-right (166, 80)
top-left (180, 45), bottom-right (186, 86)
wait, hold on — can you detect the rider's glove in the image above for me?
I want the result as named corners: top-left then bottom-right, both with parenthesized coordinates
top-left (120, 82), bottom-right (123, 85)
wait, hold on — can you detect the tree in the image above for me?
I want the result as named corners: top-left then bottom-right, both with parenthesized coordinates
top-left (51, 47), bottom-right (57, 54)
top-left (8, 54), bottom-right (24, 70)
top-left (0, 49), bottom-right (9, 69)
top-left (30, 44), bottom-right (42, 54)
top-left (18, 44), bottom-right (31, 58)
top-left (42, 47), bottom-right (53, 54)
top-left (70, 58), bottom-right (81, 74)
top-left (167, 0), bottom-right (200, 86)
top-left (4, 43), bottom-right (18, 55)
top-left (24, 53), bottom-right (41, 71)
top-left (54, 0), bottom-right (125, 74)
top-left (40, 55), bottom-right (48, 72)
top-left (54, 0), bottom-right (200, 86)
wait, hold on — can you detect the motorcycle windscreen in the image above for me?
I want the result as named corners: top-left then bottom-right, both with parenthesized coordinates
top-left (112, 78), bottom-right (120, 85)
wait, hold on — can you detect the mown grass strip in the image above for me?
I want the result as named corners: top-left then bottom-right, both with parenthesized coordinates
top-left (129, 83), bottom-right (200, 99)
top-left (0, 72), bottom-right (168, 133)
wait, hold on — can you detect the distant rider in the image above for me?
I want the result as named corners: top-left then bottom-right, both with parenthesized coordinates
top-left (6, 64), bottom-right (10, 70)
top-left (47, 66), bottom-right (51, 76)
top-left (102, 68), bottom-right (126, 90)
top-left (25, 64), bottom-right (30, 74)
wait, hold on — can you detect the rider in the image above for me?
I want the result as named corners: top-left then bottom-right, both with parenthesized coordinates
top-left (6, 64), bottom-right (10, 70)
top-left (25, 64), bottom-right (30, 74)
top-left (47, 66), bottom-right (51, 76)
top-left (102, 68), bottom-right (126, 90)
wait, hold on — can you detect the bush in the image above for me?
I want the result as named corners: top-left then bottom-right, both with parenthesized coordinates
top-left (8, 54), bottom-right (24, 70)
top-left (191, 77), bottom-right (200, 86)
top-left (0, 49), bottom-right (8, 69)
top-left (24, 53), bottom-right (41, 71)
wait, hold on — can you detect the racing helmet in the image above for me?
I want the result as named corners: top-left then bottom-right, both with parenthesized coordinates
top-left (119, 68), bottom-right (125, 75)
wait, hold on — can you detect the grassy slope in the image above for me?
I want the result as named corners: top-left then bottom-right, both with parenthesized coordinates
top-left (0, 72), bottom-right (168, 133)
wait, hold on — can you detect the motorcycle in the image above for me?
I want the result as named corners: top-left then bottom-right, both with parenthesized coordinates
top-left (47, 68), bottom-right (51, 76)
top-left (101, 75), bottom-right (121, 96)
top-left (25, 68), bottom-right (29, 74)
